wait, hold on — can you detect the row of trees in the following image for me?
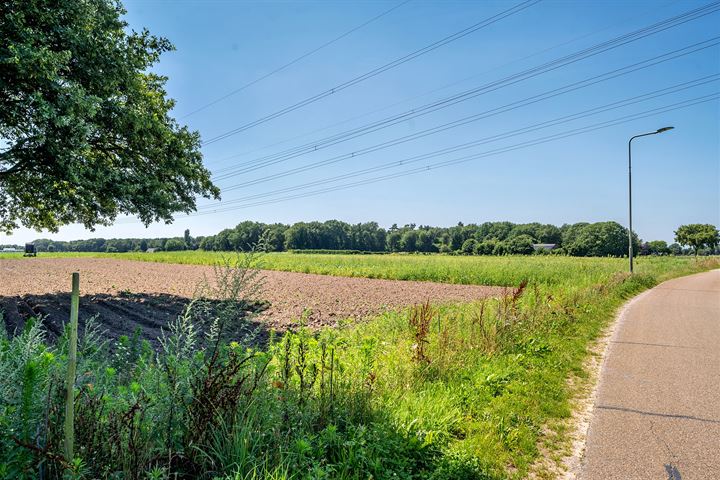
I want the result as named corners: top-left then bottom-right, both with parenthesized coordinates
top-left (24, 221), bottom-right (719, 257)
top-left (199, 221), bottom-right (387, 252)
top-left (28, 230), bottom-right (199, 253)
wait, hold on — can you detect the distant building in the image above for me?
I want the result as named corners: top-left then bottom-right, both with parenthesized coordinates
top-left (532, 243), bottom-right (557, 252)
top-left (2, 247), bottom-right (19, 252)
top-left (146, 248), bottom-right (158, 253)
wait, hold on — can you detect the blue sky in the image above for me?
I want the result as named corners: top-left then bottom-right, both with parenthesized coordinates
top-left (3, 0), bottom-right (718, 244)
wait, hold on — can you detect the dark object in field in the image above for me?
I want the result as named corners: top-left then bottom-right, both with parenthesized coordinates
top-left (23, 243), bottom-right (36, 257)
top-left (0, 291), bottom-right (269, 349)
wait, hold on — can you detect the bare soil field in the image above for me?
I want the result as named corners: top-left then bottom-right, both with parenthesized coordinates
top-left (0, 257), bottom-right (502, 344)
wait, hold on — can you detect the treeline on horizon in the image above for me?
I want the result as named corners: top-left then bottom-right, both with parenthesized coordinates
top-left (7, 220), bottom-right (712, 257)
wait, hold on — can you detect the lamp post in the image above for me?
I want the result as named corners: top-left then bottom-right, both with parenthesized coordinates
top-left (627, 126), bottom-right (674, 273)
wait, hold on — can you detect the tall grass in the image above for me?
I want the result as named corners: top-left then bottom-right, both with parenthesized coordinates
top-left (0, 254), bottom-right (717, 479)
top-left (2, 250), bottom-right (710, 287)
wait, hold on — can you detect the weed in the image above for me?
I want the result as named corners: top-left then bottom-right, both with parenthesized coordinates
top-left (409, 301), bottom-right (434, 366)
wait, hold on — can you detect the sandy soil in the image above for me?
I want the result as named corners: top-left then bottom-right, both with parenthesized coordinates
top-left (0, 257), bottom-right (502, 343)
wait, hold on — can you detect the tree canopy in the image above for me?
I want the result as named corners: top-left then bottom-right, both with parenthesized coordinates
top-left (0, 0), bottom-right (219, 233)
top-left (25, 218), bottom-right (708, 258)
top-left (674, 224), bottom-right (719, 256)
top-left (564, 221), bottom-right (637, 257)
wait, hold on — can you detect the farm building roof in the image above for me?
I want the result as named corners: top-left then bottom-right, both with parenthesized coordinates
top-left (532, 243), bottom-right (558, 251)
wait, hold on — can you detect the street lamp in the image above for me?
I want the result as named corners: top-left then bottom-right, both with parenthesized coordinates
top-left (627, 126), bottom-right (674, 273)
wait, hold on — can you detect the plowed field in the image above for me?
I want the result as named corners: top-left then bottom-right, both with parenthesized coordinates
top-left (0, 258), bottom-right (502, 343)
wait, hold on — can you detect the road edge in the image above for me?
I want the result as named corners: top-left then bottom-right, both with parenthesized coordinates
top-left (557, 287), bottom-right (655, 479)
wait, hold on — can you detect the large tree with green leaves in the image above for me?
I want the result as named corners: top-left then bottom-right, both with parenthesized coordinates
top-left (564, 221), bottom-right (639, 257)
top-left (674, 224), bottom-right (719, 256)
top-left (0, 0), bottom-right (219, 233)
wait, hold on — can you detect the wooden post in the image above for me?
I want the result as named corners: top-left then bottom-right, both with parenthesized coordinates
top-left (64, 272), bottom-right (80, 461)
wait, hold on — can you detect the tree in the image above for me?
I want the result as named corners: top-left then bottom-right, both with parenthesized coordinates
top-left (386, 231), bottom-right (402, 252)
top-left (565, 222), bottom-right (638, 257)
top-left (475, 239), bottom-right (497, 255)
top-left (0, 0), bottom-right (219, 233)
top-left (460, 238), bottom-right (477, 255)
top-left (199, 236), bottom-right (215, 251)
top-left (505, 234), bottom-right (535, 255)
top-left (646, 240), bottom-right (669, 255)
top-left (560, 222), bottom-right (589, 248)
top-left (164, 238), bottom-right (185, 251)
top-left (417, 229), bottom-right (436, 253)
top-left (264, 224), bottom-right (288, 252)
top-left (400, 230), bottom-right (418, 252)
top-left (536, 224), bottom-right (562, 244)
top-left (231, 221), bottom-right (267, 250)
top-left (674, 224), bottom-right (719, 256)
top-left (507, 223), bottom-right (541, 242)
top-left (284, 223), bottom-right (309, 250)
top-left (492, 241), bottom-right (508, 256)
top-left (183, 229), bottom-right (193, 249)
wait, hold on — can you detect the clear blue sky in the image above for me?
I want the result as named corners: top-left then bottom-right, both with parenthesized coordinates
top-left (3, 0), bottom-right (718, 244)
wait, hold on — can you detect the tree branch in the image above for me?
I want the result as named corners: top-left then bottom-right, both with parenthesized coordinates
top-left (0, 158), bottom-right (28, 178)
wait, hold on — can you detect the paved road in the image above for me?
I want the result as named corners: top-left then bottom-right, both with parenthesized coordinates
top-left (579, 269), bottom-right (720, 480)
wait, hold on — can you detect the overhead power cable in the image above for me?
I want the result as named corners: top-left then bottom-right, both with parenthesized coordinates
top-left (180, 0), bottom-right (413, 119)
top-left (200, 0), bottom-right (542, 146)
top-left (203, 0), bottom-right (680, 168)
top-left (184, 93), bottom-right (719, 216)
top-left (197, 74), bottom-right (718, 208)
top-left (214, 37), bottom-right (719, 191)
top-left (209, 1), bottom-right (720, 177)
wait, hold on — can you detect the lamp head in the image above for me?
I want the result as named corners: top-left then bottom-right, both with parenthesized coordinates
top-left (656, 126), bottom-right (674, 133)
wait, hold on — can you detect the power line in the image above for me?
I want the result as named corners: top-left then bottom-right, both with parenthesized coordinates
top-left (209, 2), bottom-right (720, 178)
top-left (198, 75), bottom-right (718, 208)
top-left (180, 0), bottom-right (413, 119)
top-left (200, 0), bottom-right (542, 146)
top-left (183, 93), bottom-right (719, 217)
top-left (216, 38), bottom-right (718, 185)
top-left (203, 0), bottom-right (680, 169)
top-left (213, 37), bottom-right (719, 190)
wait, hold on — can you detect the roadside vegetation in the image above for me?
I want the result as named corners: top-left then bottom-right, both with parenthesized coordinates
top-left (2, 253), bottom-right (718, 479)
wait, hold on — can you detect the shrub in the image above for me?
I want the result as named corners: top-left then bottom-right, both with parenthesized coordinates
top-left (164, 238), bottom-right (186, 251)
top-left (505, 234), bottom-right (535, 255)
top-left (474, 239), bottom-right (497, 255)
top-left (460, 239), bottom-right (477, 255)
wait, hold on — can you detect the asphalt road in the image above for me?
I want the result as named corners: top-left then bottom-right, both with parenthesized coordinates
top-left (579, 269), bottom-right (720, 480)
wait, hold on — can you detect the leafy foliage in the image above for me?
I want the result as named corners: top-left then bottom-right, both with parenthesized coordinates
top-left (564, 221), bottom-right (638, 257)
top-left (21, 219), bottom-right (678, 258)
top-left (674, 223), bottom-right (720, 256)
top-left (0, 0), bottom-right (219, 233)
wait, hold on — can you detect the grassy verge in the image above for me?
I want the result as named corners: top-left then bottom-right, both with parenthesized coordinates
top-left (0, 255), bottom-right (717, 479)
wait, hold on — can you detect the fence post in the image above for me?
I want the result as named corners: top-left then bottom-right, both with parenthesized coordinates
top-left (64, 272), bottom-right (80, 461)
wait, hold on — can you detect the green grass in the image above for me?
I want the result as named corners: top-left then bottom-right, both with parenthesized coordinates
top-left (1, 250), bottom-right (708, 287)
top-left (1, 252), bottom-right (718, 479)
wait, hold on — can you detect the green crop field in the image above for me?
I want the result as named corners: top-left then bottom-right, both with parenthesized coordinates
top-left (1, 253), bottom-right (718, 479)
